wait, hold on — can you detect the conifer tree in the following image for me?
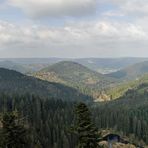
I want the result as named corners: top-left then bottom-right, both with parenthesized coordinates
top-left (74, 102), bottom-right (99, 148)
top-left (0, 112), bottom-right (30, 148)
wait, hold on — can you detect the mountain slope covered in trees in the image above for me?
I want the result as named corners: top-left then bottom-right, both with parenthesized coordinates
top-left (0, 68), bottom-right (92, 102)
top-left (107, 61), bottom-right (148, 80)
top-left (106, 74), bottom-right (148, 99)
top-left (93, 82), bottom-right (148, 146)
top-left (0, 82), bottom-right (148, 147)
top-left (33, 61), bottom-right (117, 101)
top-left (1, 59), bottom-right (148, 147)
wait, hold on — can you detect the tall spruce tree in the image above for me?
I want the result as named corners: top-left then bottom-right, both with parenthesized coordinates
top-left (0, 112), bottom-right (30, 148)
top-left (74, 102), bottom-right (99, 148)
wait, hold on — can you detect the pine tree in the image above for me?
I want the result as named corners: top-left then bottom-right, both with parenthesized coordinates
top-left (74, 102), bottom-right (99, 148)
top-left (0, 111), bottom-right (30, 148)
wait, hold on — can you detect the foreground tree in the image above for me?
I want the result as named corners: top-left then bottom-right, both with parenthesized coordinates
top-left (74, 102), bottom-right (99, 148)
top-left (0, 112), bottom-right (30, 148)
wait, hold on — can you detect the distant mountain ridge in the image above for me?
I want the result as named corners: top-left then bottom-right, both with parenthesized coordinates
top-left (0, 60), bottom-right (48, 74)
top-left (75, 57), bottom-right (148, 73)
top-left (106, 61), bottom-right (148, 80)
top-left (1, 57), bottom-right (148, 74)
top-left (0, 61), bottom-right (28, 73)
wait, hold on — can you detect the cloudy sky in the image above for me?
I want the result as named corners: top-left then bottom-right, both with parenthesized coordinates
top-left (0, 0), bottom-right (148, 58)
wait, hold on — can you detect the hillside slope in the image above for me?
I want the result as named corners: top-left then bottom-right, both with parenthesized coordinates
top-left (34, 61), bottom-right (115, 99)
top-left (33, 61), bottom-right (117, 101)
top-left (94, 82), bottom-right (148, 147)
top-left (107, 61), bottom-right (148, 80)
top-left (0, 68), bottom-right (92, 102)
top-left (106, 74), bottom-right (148, 99)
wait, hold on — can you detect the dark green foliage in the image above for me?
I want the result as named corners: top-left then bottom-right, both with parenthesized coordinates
top-left (74, 103), bottom-right (99, 148)
top-left (93, 83), bottom-right (148, 146)
top-left (0, 83), bottom-right (148, 147)
top-left (0, 68), bottom-right (92, 102)
top-left (0, 94), bottom-right (77, 148)
top-left (0, 112), bottom-right (30, 148)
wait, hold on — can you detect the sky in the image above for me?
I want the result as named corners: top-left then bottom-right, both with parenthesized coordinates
top-left (0, 0), bottom-right (148, 58)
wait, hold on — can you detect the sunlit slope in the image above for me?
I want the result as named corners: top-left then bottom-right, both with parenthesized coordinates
top-left (34, 61), bottom-right (117, 101)
top-left (106, 74), bottom-right (148, 99)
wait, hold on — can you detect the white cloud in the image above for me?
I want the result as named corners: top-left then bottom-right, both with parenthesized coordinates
top-left (1, 0), bottom-right (148, 58)
top-left (8, 0), bottom-right (97, 18)
top-left (102, 11), bottom-right (124, 17)
top-left (0, 20), bottom-right (148, 58)
top-left (121, 1), bottom-right (148, 16)
top-left (106, 0), bottom-right (148, 16)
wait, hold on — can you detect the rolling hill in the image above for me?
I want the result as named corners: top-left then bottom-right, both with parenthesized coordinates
top-left (106, 74), bottom-right (148, 99)
top-left (106, 61), bottom-right (148, 80)
top-left (0, 60), bottom-right (50, 74)
top-left (94, 82), bottom-right (148, 147)
top-left (0, 68), bottom-right (92, 102)
top-left (33, 61), bottom-right (117, 101)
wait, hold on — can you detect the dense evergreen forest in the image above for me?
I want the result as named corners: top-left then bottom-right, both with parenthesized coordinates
top-left (0, 93), bottom-right (77, 148)
top-left (0, 68), bottom-right (92, 102)
top-left (94, 84), bottom-right (148, 146)
top-left (0, 83), bottom-right (148, 147)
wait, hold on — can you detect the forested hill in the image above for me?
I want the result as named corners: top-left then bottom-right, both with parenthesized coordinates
top-left (93, 82), bottom-right (148, 146)
top-left (106, 61), bottom-right (148, 80)
top-left (0, 82), bottom-right (148, 147)
top-left (106, 74), bottom-right (148, 99)
top-left (0, 68), bottom-right (92, 102)
top-left (33, 61), bottom-right (117, 101)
